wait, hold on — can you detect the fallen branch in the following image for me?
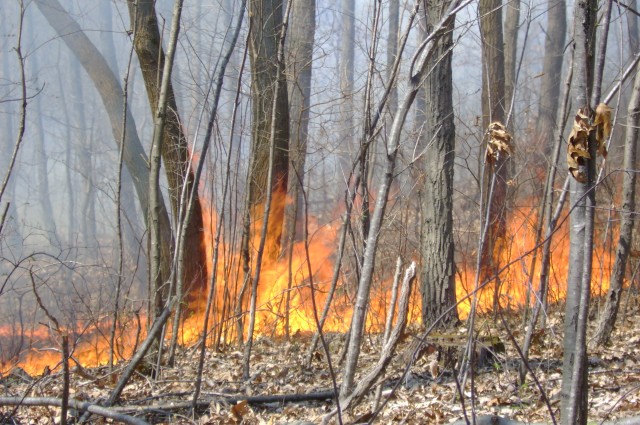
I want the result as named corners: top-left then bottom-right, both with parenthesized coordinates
top-left (450, 415), bottom-right (640, 425)
top-left (0, 397), bottom-right (148, 425)
top-left (112, 390), bottom-right (337, 413)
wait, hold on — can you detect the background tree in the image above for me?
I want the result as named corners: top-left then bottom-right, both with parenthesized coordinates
top-left (591, 65), bottom-right (640, 347)
top-left (537, 0), bottom-right (567, 152)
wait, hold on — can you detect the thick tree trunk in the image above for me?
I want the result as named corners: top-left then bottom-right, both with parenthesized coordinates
top-left (338, 0), bottom-right (356, 170)
top-left (281, 0), bottom-right (316, 251)
top-left (247, 0), bottom-right (290, 259)
top-left (340, 0), bottom-right (469, 396)
top-left (420, 0), bottom-right (458, 328)
top-left (127, 0), bottom-right (207, 311)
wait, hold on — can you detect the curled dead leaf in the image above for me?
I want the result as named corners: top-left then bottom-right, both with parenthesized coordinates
top-left (567, 109), bottom-right (592, 183)
top-left (595, 102), bottom-right (612, 157)
top-left (485, 121), bottom-right (513, 166)
top-left (231, 400), bottom-right (249, 421)
top-left (567, 104), bottom-right (611, 182)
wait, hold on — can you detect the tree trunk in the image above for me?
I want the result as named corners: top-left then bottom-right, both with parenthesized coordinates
top-left (340, 0), bottom-right (469, 397)
top-left (387, 0), bottom-right (399, 117)
top-left (420, 0), bottom-right (458, 328)
top-left (338, 0), bottom-right (356, 170)
top-left (629, 0), bottom-right (639, 55)
top-left (503, 0), bottom-right (519, 120)
top-left (29, 35), bottom-right (58, 238)
top-left (537, 0), bottom-right (566, 152)
top-left (281, 0), bottom-right (316, 251)
top-left (127, 0), bottom-right (207, 312)
top-left (478, 0), bottom-right (508, 304)
top-left (246, 0), bottom-right (290, 259)
top-left (561, 0), bottom-right (597, 421)
top-left (591, 63), bottom-right (640, 346)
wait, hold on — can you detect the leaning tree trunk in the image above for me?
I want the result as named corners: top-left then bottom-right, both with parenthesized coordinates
top-left (33, 0), bottom-right (175, 324)
top-left (591, 61), bottom-right (640, 346)
top-left (561, 0), bottom-right (597, 422)
top-left (420, 0), bottom-right (459, 329)
top-left (127, 0), bottom-right (207, 316)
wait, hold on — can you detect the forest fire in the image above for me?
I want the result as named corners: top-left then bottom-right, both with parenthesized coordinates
top-left (0, 197), bottom-right (616, 378)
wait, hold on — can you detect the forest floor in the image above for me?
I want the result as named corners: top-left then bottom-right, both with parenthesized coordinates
top-left (2, 293), bottom-right (640, 425)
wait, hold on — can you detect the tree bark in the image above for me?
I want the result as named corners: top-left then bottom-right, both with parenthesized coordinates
top-left (338, 0), bottom-right (356, 170)
top-left (420, 0), bottom-right (459, 328)
top-left (503, 0), bottom-right (520, 120)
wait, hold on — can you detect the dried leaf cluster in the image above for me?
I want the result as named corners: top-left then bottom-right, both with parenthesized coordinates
top-left (567, 103), bottom-right (611, 182)
top-left (485, 122), bottom-right (514, 166)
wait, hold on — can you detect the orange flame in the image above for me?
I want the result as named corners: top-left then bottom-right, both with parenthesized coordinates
top-left (1, 193), bottom-right (618, 377)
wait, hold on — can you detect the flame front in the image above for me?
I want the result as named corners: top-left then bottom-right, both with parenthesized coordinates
top-left (0, 194), bottom-right (618, 376)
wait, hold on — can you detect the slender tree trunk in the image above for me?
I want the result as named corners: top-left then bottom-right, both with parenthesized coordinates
top-left (537, 0), bottom-right (566, 151)
top-left (478, 0), bottom-right (508, 306)
top-left (591, 64), bottom-right (640, 346)
top-left (387, 0), bottom-right (399, 117)
top-left (420, 0), bottom-right (459, 328)
top-left (561, 0), bottom-right (597, 421)
top-left (29, 38), bottom-right (58, 238)
top-left (339, 0), bottom-right (356, 170)
top-left (503, 0), bottom-right (519, 118)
